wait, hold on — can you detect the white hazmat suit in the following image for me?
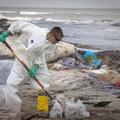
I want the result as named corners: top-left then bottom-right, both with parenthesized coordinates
top-left (7, 21), bottom-right (54, 93)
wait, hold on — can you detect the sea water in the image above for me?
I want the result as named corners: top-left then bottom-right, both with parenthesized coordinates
top-left (0, 7), bottom-right (120, 50)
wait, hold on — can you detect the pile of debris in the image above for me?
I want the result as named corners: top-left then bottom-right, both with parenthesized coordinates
top-left (0, 19), bottom-right (120, 120)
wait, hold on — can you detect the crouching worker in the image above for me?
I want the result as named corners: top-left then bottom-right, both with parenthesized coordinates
top-left (6, 21), bottom-right (64, 93)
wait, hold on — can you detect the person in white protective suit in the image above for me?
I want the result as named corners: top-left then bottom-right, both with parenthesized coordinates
top-left (6, 21), bottom-right (64, 93)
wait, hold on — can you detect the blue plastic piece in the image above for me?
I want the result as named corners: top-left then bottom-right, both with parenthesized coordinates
top-left (83, 51), bottom-right (102, 68)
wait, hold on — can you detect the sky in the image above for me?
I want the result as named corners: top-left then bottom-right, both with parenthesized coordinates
top-left (0, 0), bottom-right (120, 9)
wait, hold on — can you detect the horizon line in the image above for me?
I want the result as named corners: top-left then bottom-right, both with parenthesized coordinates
top-left (0, 6), bottom-right (120, 10)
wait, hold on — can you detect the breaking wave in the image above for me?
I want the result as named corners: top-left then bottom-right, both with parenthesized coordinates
top-left (0, 14), bottom-right (5, 18)
top-left (0, 9), bottom-right (119, 26)
top-left (0, 11), bottom-right (16, 14)
top-left (20, 11), bottom-right (52, 15)
top-left (45, 18), bottom-right (115, 25)
top-left (4, 16), bottom-right (42, 21)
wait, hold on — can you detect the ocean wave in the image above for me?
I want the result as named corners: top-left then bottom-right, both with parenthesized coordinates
top-left (78, 20), bottom-right (94, 24)
top-left (94, 20), bottom-right (113, 26)
top-left (0, 11), bottom-right (16, 14)
top-left (45, 18), bottom-right (94, 24)
top-left (0, 14), bottom-right (115, 26)
top-left (0, 14), bottom-right (5, 19)
top-left (45, 18), bottom-right (114, 25)
top-left (20, 11), bottom-right (52, 15)
top-left (45, 18), bottom-right (73, 23)
top-left (4, 16), bottom-right (42, 21)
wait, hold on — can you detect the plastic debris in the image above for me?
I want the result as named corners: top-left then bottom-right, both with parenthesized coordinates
top-left (0, 86), bottom-right (21, 120)
top-left (37, 96), bottom-right (48, 112)
top-left (64, 98), bottom-right (90, 119)
top-left (50, 100), bottom-right (63, 118)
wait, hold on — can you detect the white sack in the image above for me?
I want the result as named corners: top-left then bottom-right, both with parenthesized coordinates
top-left (0, 86), bottom-right (21, 120)
top-left (46, 41), bottom-right (75, 63)
top-left (64, 99), bottom-right (90, 119)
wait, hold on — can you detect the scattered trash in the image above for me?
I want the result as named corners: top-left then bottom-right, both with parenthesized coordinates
top-left (88, 65), bottom-right (120, 87)
top-left (50, 63), bottom-right (65, 70)
top-left (37, 96), bottom-right (48, 112)
top-left (0, 29), bottom-right (120, 120)
top-left (64, 98), bottom-right (90, 119)
top-left (50, 100), bottom-right (63, 118)
top-left (0, 60), bottom-right (13, 85)
top-left (0, 86), bottom-right (21, 120)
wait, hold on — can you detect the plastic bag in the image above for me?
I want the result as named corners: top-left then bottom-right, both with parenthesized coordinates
top-left (0, 60), bottom-right (14, 85)
top-left (64, 99), bottom-right (90, 119)
top-left (0, 86), bottom-right (21, 120)
top-left (49, 100), bottom-right (63, 118)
